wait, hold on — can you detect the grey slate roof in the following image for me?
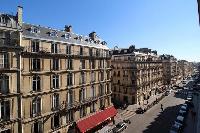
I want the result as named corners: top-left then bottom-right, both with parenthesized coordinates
top-left (22, 23), bottom-right (109, 50)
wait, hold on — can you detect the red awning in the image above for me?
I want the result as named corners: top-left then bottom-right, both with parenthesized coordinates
top-left (77, 106), bottom-right (117, 133)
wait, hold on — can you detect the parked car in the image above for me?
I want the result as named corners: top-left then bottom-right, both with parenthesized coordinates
top-left (186, 95), bottom-right (193, 101)
top-left (136, 107), bottom-right (145, 114)
top-left (174, 115), bottom-right (185, 127)
top-left (169, 123), bottom-right (182, 133)
top-left (123, 119), bottom-right (131, 124)
top-left (112, 122), bottom-right (127, 133)
top-left (179, 109), bottom-right (187, 117)
top-left (180, 105), bottom-right (188, 112)
top-left (185, 100), bottom-right (194, 108)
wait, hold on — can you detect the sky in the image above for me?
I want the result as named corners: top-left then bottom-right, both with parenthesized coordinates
top-left (1, 0), bottom-right (200, 62)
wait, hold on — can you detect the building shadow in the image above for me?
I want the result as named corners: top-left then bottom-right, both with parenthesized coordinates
top-left (142, 104), bottom-right (182, 133)
top-left (173, 89), bottom-right (187, 100)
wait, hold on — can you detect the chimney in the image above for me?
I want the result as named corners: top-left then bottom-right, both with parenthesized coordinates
top-left (17, 6), bottom-right (23, 27)
top-left (65, 25), bottom-right (72, 32)
top-left (89, 32), bottom-right (96, 40)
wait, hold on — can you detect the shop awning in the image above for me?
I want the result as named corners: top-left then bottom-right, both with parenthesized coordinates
top-left (77, 106), bottom-right (117, 133)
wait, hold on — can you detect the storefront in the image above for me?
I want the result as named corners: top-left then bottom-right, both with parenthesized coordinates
top-left (76, 106), bottom-right (117, 133)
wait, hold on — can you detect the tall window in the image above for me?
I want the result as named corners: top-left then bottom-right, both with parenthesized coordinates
top-left (80, 60), bottom-right (85, 69)
top-left (0, 53), bottom-right (9, 68)
top-left (80, 106), bottom-right (86, 118)
top-left (99, 84), bottom-right (104, 96)
top-left (0, 100), bottom-right (10, 120)
top-left (67, 73), bottom-right (73, 86)
top-left (80, 47), bottom-right (83, 55)
top-left (32, 121), bottom-right (43, 133)
top-left (91, 71), bottom-right (95, 83)
top-left (32, 58), bottom-right (40, 71)
top-left (51, 43), bottom-right (58, 53)
top-left (66, 110), bottom-right (74, 122)
top-left (79, 88), bottom-right (86, 102)
top-left (66, 45), bottom-right (71, 55)
top-left (0, 74), bottom-right (9, 94)
top-left (90, 102), bottom-right (95, 113)
top-left (31, 40), bottom-right (39, 52)
top-left (67, 90), bottom-right (73, 105)
top-left (51, 114), bottom-right (60, 129)
top-left (90, 85), bottom-right (95, 98)
top-left (32, 97), bottom-right (41, 117)
top-left (80, 72), bottom-right (85, 84)
top-left (52, 93), bottom-right (59, 110)
top-left (32, 75), bottom-right (40, 92)
top-left (53, 58), bottom-right (59, 70)
top-left (52, 75), bottom-right (59, 89)
top-left (67, 59), bottom-right (73, 70)
top-left (89, 48), bottom-right (93, 56)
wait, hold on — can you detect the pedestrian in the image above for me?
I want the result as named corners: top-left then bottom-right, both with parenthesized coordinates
top-left (161, 104), bottom-right (163, 111)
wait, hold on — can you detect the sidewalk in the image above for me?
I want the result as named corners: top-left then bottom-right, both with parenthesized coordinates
top-left (118, 92), bottom-right (165, 121)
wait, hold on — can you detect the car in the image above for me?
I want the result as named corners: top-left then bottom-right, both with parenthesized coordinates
top-left (185, 100), bottom-right (194, 108)
top-left (186, 96), bottom-right (193, 101)
top-left (135, 107), bottom-right (145, 114)
top-left (112, 122), bottom-right (127, 133)
top-left (179, 109), bottom-right (187, 116)
top-left (175, 116), bottom-right (185, 127)
top-left (123, 119), bottom-right (131, 124)
top-left (169, 123), bottom-right (182, 133)
top-left (180, 105), bottom-right (188, 112)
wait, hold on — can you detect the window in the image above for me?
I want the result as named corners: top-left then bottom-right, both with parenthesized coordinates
top-left (65, 33), bottom-right (71, 39)
top-left (31, 40), bottom-right (39, 52)
top-left (0, 53), bottom-right (9, 68)
top-left (80, 47), bottom-right (83, 55)
top-left (91, 71), bottom-right (95, 83)
top-left (89, 48), bottom-right (93, 56)
top-left (80, 106), bottom-right (86, 118)
top-left (90, 85), bottom-right (95, 98)
top-left (53, 58), bottom-right (59, 70)
top-left (80, 60), bottom-right (85, 69)
top-left (99, 84), bottom-right (104, 96)
top-left (50, 31), bottom-right (57, 37)
top-left (32, 75), bottom-right (41, 92)
top-left (0, 74), bottom-right (9, 94)
top-left (124, 88), bottom-right (128, 94)
top-left (90, 102), bottom-right (95, 113)
top-left (79, 88), bottom-right (86, 102)
top-left (31, 27), bottom-right (40, 34)
top-left (67, 59), bottom-right (73, 70)
top-left (67, 90), bottom-right (73, 105)
top-left (0, 100), bottom-right (10, 120)
top-left (52, 93), bottom-right (59, 110)
top-left (52, 75), bottom-right (59, 89)
top-left (92, 60), bottom-right (95, 69)
top-left (80, 72), bottom-right (85, 84)
top-left (51, 43), bottom-right (58, 53)
top-left (32, 97), bottom-right (41, 117)
top-left (100, 99), bottom-right (104, 109)
top-left (101, 71), bottom-right (104, 81)
top-left (67, 73), bottom-right (73, 86)
top-left (32, 58), bottom-right (40, 71)
top-left (66, 110), bottom-right (74, 122)
top-left (32, 121), bottom-right (43, 133)
top-left (66, 45), bottom-right (71, 54)
top-left (51, 114), bottom-right (60, 129)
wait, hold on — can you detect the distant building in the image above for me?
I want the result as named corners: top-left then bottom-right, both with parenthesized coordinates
top-left (0, 6), bottom-right (116, 133)
top-left (111, 45), bottom-right (163, 105)
top-left (160, 55), bottom-right (179, 85)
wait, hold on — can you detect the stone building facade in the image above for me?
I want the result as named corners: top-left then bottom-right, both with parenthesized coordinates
top-left (111, 46), bottom-right (163, 105)
top-left (0, 6), bottom-right (115, 133)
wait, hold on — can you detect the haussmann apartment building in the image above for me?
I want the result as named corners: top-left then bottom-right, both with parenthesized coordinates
top-left (0, 6), bottom-right (117, 133)
top-left (111, 46), bottom-right (163, 105)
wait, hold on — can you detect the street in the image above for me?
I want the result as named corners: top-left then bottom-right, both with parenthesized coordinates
top-left (125, 92), bottom-right (186, 133)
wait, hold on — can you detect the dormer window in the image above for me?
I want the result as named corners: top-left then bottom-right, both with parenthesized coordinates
top-left (64, 33), bottom-right (71, 39)
top-left (101, 41), bottom-right (107, 45)
top-left (31, 27), bottom-right (40, 33)
top-left (50, 31), bottom-right (57, 37)
top-left (0, 16), bottom-right (8, 24)
top-left (78, 36), bottom-right (82, 41)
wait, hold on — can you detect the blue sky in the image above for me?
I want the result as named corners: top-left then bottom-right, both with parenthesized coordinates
top-left (1, 0), bottom-right (200, 62)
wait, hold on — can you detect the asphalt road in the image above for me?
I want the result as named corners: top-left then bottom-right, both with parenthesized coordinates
top-left (125, 92), bottom-right (186, 133)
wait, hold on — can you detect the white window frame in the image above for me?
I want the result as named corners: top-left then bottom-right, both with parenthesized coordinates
top-left (0, 74), bottom-right (9, 94)
top-left (32, 97), bottom-right (41, 117)
top-left (0, 53), bottom-right (9, 68)
top-left (52, 75), bottom-right (59, 89)
top-left (32, 75), bottom-right (40, 92)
